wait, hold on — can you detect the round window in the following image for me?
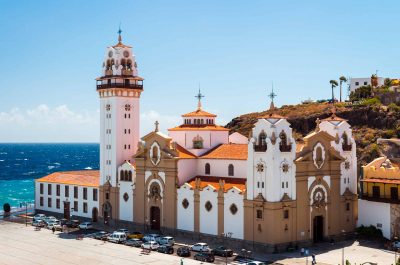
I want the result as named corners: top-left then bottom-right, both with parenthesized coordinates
top-left (123, 193), bottom-right (129, 202)
top-left (205, 201), bottom-right (212, 212)
top-left (230, 204), bottom-right (238, 215)
top-left (182, 199), bottom-right (189, 209)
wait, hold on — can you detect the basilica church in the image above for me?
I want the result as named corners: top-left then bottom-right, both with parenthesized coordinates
top-left (35, 32), bottom-right (358, 248)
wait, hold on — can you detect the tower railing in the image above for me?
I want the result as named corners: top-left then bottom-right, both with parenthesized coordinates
top-left (96, 83), bottom-right (143, 90)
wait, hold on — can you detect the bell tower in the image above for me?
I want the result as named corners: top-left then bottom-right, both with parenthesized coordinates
top-left (96, 29), bottom-right (143, 192)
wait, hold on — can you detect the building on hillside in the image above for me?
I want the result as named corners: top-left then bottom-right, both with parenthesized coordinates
top-left (358, 157), bottom-right (400, 239)
top-left (349, 77), bottom-right (384, 92)
top-left (35, 32), bottom-right (358, 249)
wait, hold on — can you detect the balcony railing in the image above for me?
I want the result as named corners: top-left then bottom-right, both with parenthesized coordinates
top-left (254, 144), bottom-right (267, 152)
top-left (97, 83), bottom-right (143, 90)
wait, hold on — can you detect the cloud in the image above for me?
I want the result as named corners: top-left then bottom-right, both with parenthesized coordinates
top-left (0, 105), bottom-right (99, 142)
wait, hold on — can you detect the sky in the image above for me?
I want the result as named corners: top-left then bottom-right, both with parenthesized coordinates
top-left (1, 0), bottom-right (400, 142)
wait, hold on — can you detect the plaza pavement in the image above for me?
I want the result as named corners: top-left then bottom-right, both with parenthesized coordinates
top-left (0, 220), bottom-right (396, 265)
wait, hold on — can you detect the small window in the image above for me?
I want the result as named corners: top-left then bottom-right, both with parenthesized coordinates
top-left (40, 197), bottom-right (43, 207)
top-left (230, 204), bottom-right (238, 215)
top-left (256, 209), bottom-right (263, 219)
top-left (283, 210), bottom-right (289, 219)
top-left (391, 187), bottom-right (398, 200)
top-left (282, 164), bottom-right (289, 173)
top-left (56, 185), bottom-right (60, 196)
top-left (74, 201), bottom-right (78, 212)
top-left (83, 202), bottom-right (88, 213)
top-left (40, 183), bottom-right (43, 194)
top-left (282, 182), bottom-right (284, 188)
top-left (286, 182), bottom-right (288, 188)
top-left (262, 182), bottom-right (264, 188)
top-left (346, 202), bottom-right (350, 211)
top-left (83, 188), bottom-right (87, 200)
top-left (182, 199), bottom-right (189, 209)
top-left (205, 201), bottom-right (213, 212)
top-left (257, 182), bottom-right (260, 188)
top-left (228, 164), bottom-right (234, 176)
top-left (123, 193), bottom-right (129, 202)
top-left (128, 171), bottom-right (132, 181)
top-left (205, 163), bottom-right (210, 175)
top-left (372, 186), bottom-right (380, 198)
top-left (364, 81), bottom-right (368, 85)
top-left (106, 192), bottom-right (109, 200)
top-left (74, 186), bottom-right (78, 199)
top-left (48, 198), bottom-right (52, 208)
top-left (65, 186), bottom-right (69, 197)
top-left (48, 184), bottom-right (52, 195)
top-left (93, 189), bottom-right (98, 201)
top-left (355, 82), bottom-right (359, 86)
top-left (56, 199), bottom-right (60, 209)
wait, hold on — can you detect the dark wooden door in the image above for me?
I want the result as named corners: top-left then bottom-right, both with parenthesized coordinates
top-left (150, 206), bottom-right (160, 230)
top-left (313, 216), bottom-right (324, 242)
top-left (63, 201), bottom-right (70, 220)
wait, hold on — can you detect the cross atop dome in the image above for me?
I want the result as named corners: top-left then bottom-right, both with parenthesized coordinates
top-left (268, 85), bottom-right (277, 110)
top-left (195, 87), bottom-right (205, 110)
top-left (117, 25), bottom-right (123, 44)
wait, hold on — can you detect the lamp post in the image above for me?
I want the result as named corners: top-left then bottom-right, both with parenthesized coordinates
top-left (394, 236), bottom-right (398, 265)
top-left (341, 229), bottom-right (346, 265)
top-left (221, 232), bottom-right (233, 265)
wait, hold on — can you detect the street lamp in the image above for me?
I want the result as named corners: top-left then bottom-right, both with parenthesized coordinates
top-left (394, 236), bottom-right (398, 265)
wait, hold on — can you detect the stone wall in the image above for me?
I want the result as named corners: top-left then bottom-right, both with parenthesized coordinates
top-left (390, 204), bottom-right (400, 239)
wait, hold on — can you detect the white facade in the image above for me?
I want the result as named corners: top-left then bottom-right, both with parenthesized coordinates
top-left (229, 132), bottom-right (248, 144)
top-left (118, 162), bottom-right (136, 221)
top-left (199, 186), bottom-right (218, 235)
top-left (349, 77), bottom-right (384, 92)
top-left (223, 188), bottom-right (244, 239)
top-left (358, 199), bottom-right (391, 239)
top-left (319, 119), bottom-right (357, 195)
top-left (177, 183), bottom-right (195, 232)
top-left (247, 117), bottom-right (297, 202)
top-left (196, 159), bottom-right (246, 179)
top-left (35, 181), bottom-right (99, 219)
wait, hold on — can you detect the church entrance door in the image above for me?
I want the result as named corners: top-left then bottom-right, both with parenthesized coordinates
top-left (92, 207), bottom-right (98, 222)
top-left (313, 215), bottom-right (324, 242)
top-left (150, 206), bottom-right (160, 230)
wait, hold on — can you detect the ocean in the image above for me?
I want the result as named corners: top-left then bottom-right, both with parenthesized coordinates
top-left (0, 143), bottom-right (99, 209)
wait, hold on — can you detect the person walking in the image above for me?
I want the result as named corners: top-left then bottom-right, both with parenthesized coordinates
top-left (52, 226), bottom-right (55, 234)
top-left (311, 253), bottom-right (316, 264)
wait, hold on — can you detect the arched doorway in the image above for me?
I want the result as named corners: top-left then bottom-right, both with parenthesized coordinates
top-left (102, 202), bottom-right (112, 225)
top-left (92, 207), bottom-right (98, 222)
top-left (313, 216), bottom-right (324, 242)
top-left (150, 206), bottom-right (160, 230)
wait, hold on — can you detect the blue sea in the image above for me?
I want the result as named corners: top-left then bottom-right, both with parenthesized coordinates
top-left (0, 143), bottom-right (99, 208)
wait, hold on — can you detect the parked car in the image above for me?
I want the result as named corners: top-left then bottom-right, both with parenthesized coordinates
top-left (116, 228), bottom-right (129, 235)
top-left (177, 246), bottom-right (191, 257)
top-left (247, 262), bottom-right (267, 265)
top-left (33, 214), bottom-right (46, 221)
top-left (157, 245), bottom-right (174, 254)
top-left (194, 252), bottom-right (215, 263)
top-left (107, 232), bottom-right (127, 243)
top-left (44, 216), bottom-right (58, 225)
top-left (93, 231), bottom-right (109, 240)
top-left (32, 219), bottom-right (45, 227)
top-left (159, 236), bottom-right (175, 246)
top-left (141, 241), bottom-right (159, 250)
top-left (142, 233), bottom-right (161, 243)
top-left (393, 241), bottom-right (400, 250)
top-left (127, 231), bottom-right (144, 239)
top-left (78, 222), bottom-right (93, 230)
top-left (46, 221), bottom-right (60, 230)
top-left (124, 238), bottom-right (143, 247)
top-left (190, 243), bottom-right (211, 252)
top-left (66, 220), bottom-right (80, 228)
top-left (212, 246), bottom-right (233, 257)
top-left (60, 218), bottom-right (68, 226)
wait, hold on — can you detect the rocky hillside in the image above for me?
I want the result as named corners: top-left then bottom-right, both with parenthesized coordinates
top-left (225, 102), bottom-right (400, 167)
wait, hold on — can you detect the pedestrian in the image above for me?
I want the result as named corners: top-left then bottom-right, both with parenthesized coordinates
top-left (300, 247), bottom-right (305, 256)
top-left (311, 253), bottom-right (316, 264)
top-left (52, 226), bottom-right (55, 234)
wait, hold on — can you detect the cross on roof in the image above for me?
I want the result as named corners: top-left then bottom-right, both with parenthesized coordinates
top-left (195, 88), bottom-right (205, 110)
top-left (268, 87), bottom-right (277, 103)
top-left (154, 120), bottom-right (159, 132)
top-left (117, 24), bottom-right (122, 43)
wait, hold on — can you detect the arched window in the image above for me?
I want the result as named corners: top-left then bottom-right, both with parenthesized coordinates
top-left (279, 131), bottom-right (292, 152)
top-left (259, 132), bottom-right (267, 146)
top-left (228, 164), bottom-right (234, 176)
top-left (120, 170), bottom-right (124, 181)
top-left (152, 146), bottom-right (158, 160)
top-left (128, 171), bottom-right (132, 181)
top-left (205, 163), bottom-right (210, 175)
top-left (193, 135), bottom-right (204, 149)
top-left (316, 147), bottom-right (323, 163)
top-left (120, 58), bottom-right (126, 69)
top-left (342, 133), bottom-right (348, 145)
top-left (342, 132), bottom-right (352, 151)
top-left (127, 59), bottom-right (132, 70)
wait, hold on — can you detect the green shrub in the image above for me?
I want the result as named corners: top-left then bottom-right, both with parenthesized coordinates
top-left (356, 225), bottom-right (383, 238)
top-left (345, 260), bottom-right (351, 265)
top-left (383, 130), bottom-right (395, 139)
top-left (360, 97), bottom-right (381, 106)
top-left (388, 103), bottom-right (400, 112)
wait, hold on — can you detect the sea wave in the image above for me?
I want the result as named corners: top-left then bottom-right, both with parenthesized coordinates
top-left (84, 167), bottom-right (93, 170)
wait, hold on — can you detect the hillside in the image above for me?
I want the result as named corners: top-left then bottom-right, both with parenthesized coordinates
top-left (225, 102), bottom-right (400, 167)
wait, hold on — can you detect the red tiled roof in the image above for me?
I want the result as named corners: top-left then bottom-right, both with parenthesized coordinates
top-left (36, 170), bottom-right (100, 187)
top-left (176, 144), bottom-right (197, 159)
top-left (187, 176), bottom-right (246, 193)
top-left (200, 144), bottom-right (248, 160)
top-left (182, 109), bottom-right (217, 117)
top-left (169, 124), bottom-right (229, 131)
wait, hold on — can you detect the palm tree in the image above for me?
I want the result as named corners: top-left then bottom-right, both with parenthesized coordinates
top-left (329, 80), bottom-right (338, 103)
top-left (339, 76), bottom-right (347, 102)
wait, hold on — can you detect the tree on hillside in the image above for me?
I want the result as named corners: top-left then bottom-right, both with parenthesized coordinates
top-left (339, 76), bottom-right (347, 102)
top-left (349, 85), bottom-right (372, 102)
top-left (329, 80), bottom-right (338, 103)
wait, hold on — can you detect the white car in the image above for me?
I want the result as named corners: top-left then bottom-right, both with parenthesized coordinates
top-left (159, 236), bottom-right (175, 246)
top-left (142, 233), bottom-right (161, 243)
top-left (107, 232), bottom-right (127, 243)
top-left (141, 241), bottom-right (159, 250)
top-left (79, 222), bottom-right (93, 230)
top-left (190, 243), bottom-right (211, 252)
top-left (33, 214), bottom-right (46, 221)
top-left (47, 221), bottom-right (61, 230)
top-left (248, 262), bottom-right (267, 265)
top-left (44, 216), bottom-right (58, 225)
top-left (32, 219), bottom-right (45, 227)
top-left (116, 228), bottom-right (129, 235)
